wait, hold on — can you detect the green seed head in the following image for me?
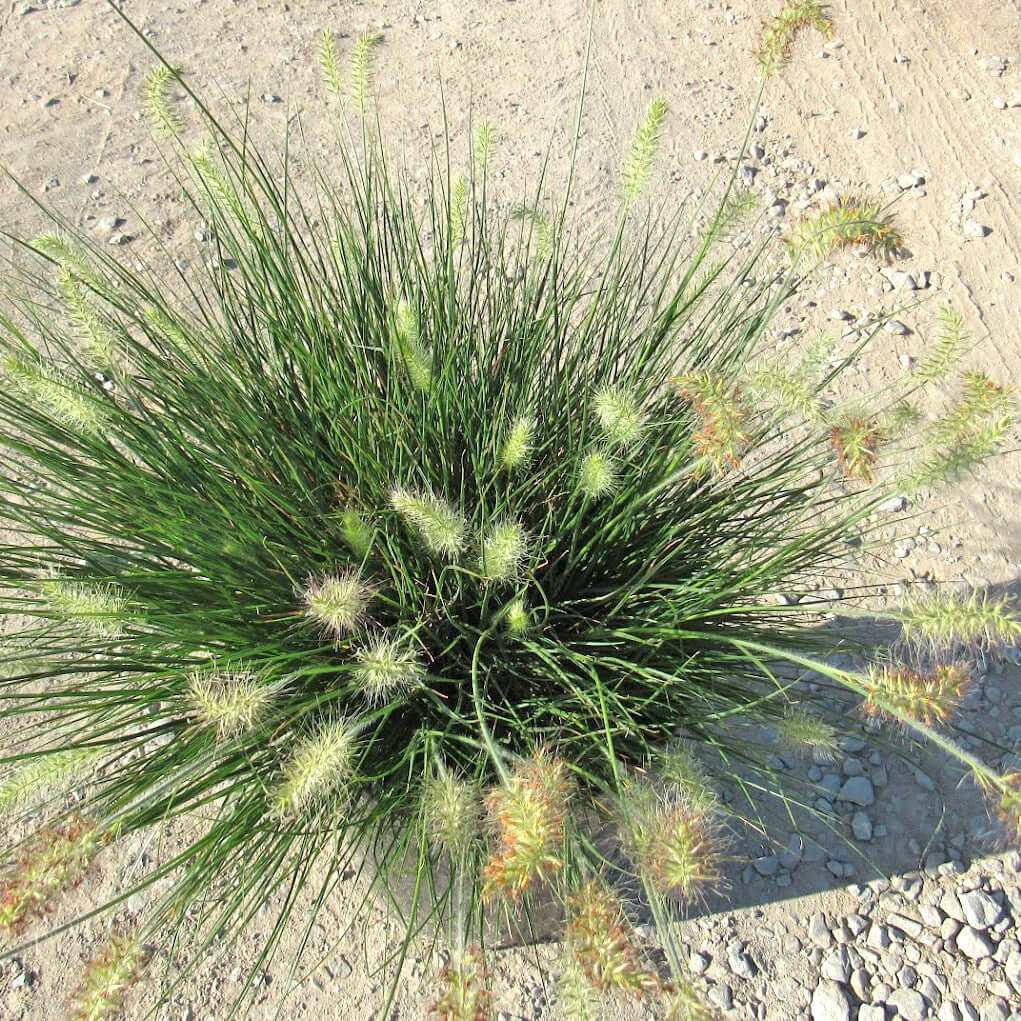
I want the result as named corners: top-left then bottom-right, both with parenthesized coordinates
top-left (504, 597), bottom-right (532, 636)
top-left (423, 772), bottom-right (481, 856)
top-left (303, 571), bottom-right (373, 637)
top-left (339, 507), bottom-right (373, 559)
top-left (500, 415), bottom-right (536, 470)
top-left (593, 385), bottom-right (645, 448)
top-left (40, 574), bottom-right (127, 639)
top-left (578, 450), bottom-right (618, 499)
top-left (353, 632), bottom-right (425, 704)
top-left (271, 718), bottom-right (358, 819)
top-left (390, 487), bottom-right (466, 558)
top-left (479, 521), bottom-right (528, 582)
top-left (188, 669), bottom-right (279, 739)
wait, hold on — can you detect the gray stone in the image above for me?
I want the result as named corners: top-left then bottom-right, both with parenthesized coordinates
top-left (852, 811), bottom-right (873, 841)
top-left (960, 889), bottom-right (1002, 930)
top-left (837, 776), bottom-right (875, 806)
top-left (888, 987), bottom-right (926, 1021)
top-left (957, 926), bottom-right (995, 960)
top-left (689, 951), bottom-right (709, 975)
top-left (941, 891), bottom-right (966, 923)
top-left (708, 983), bottom-right (733, 1010)
top-left (728, 946), bottom-right (757, 979)
top-left (753, 853), bottom-right (780, 877)
top-left (812, 980), bottom-right (853, 1021)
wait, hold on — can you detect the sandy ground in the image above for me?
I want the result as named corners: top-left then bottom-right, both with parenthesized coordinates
top-left (0, 1), bottom-right (1019, 1018)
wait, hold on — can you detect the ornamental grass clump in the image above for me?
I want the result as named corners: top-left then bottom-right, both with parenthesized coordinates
top-left (0, 5), bottom-right (1018, 1017)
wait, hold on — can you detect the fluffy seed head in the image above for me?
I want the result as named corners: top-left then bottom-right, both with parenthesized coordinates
top-left (622, 97), bottom-right (668, 207)
top-left (864, 663), bottom-right (972, 728)
top-left (392, 299), bottom-right (433, 393)
top-left (5, 357), bottom-right (104, 435)
top-left (270, 718), bottom-right (359, 819)
top-left (483, 750), bottom-right (572, 901)
top-left (500, 415), bottom-right (536, 470)
top-left (830, 414), bottom-right (883, 483)
top-left (478, 521), bottom-right (528, 582)
top-left (429, 947), bottom-right (492, 1021)
top-left (188, 669), bottom-right (279, 739)
top-left (756, 1), bottom-right (835, 77)
top-left (40, 574), bottom-right (127, 639)
top-left (625, 785), bottom-right (724, 906)
top-left (593, 385), bottom-right (645, 448)
top-left (658, 743), bottom-right (716, 813)
top-left (775, 706), bottom-right (840, 761)
top-left (71, 931), bottom-right (149, 1021)
top-left (303, 570), bottom-right (373, 637)
top-left (565, 879), bottom-right (661, 999)
top-left (353, 632), bottom-right (425, 704)
top-left (423, 773), bottom-right (482, 856)
top-left (504, 597), bottom-right (532, 636)
top-left (390, 488), bottom-right (466, 558)
top-left (577, 450), bottom-right (618, 499)
top-left (0, 816), bottom-right (101, 935)
top-left (0, 748), bottom-right (101, 817)
top-left (897, 590), bottom-right (1021, 655)
top-left (674, 373), bottom-right (750, 472)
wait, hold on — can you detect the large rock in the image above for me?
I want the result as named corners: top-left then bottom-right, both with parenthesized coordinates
top-left (959, 889), bottom-right (1002, 930)
top-left (956, 925), bottom-right (994, 960)
top-left (887, 987), bottom-right (926, 1021)
top-left (811, 980), bottom-right (852, 1021)
top-left (836, 776), bottom-right (875, 807)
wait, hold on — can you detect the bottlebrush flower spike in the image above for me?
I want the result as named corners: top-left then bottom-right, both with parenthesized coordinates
top-left (500, 415), bottom-right (536, 471)
top-left (392, 299), bottom-right (433, 393)
top-left (5, 357), bottom-right (105, 436)
top-left (303, 570), bottom-right (373, 638)
top-left (786, 194), bottom-right (904, 264)
top-left (830, 414), bottom-right (882, 483)
top-left (390, 488), bottom-right (466, 558)
top-left (756, 1), bottom-right (835, 77)
top-left (565, 879), bottom-right (661, 998)
top-left (270, 717), bottom-right (359, 819)
top-left (478, 521), bottom-right (528, 582)
top-left (423, 772), bottom-right (481, 857)
top-left (775, 706), bottom-right (840, 761)
top-left (188, 668), bottom-right (280, 739)
top-left (895, 589), bottom-right (1021, 655)
top-left (352, 631), bottom-right (425, 704)
top-left (40, 574), bottom-right (128, 640)
top-left (503, 597), bottom-right (532, 636)
top-left (626, 788), bottom-right (724, 906)
top-left (674, 372), bottom-right (750, 472)
top-left (577, 449), bottom-right (618, 499)
top-left (622, 98), bottom-right (668, 208)
top-left (593, 384), bottom-right (645, 448)
top-left (429, 947), bottom-right (492, 1021)
top-left (482, 750), bottom-right (572, 901)
top-left (0, 816), bottom-right (102, 935)
top-left (658, 742), bottom-right (717, 814)
top-left (863, 663), bottom-right (972, 727)
top-left (71, 930), bottom-right (149, 1021)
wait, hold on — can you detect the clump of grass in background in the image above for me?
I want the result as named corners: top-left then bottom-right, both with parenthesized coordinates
top-left (0, 6), bottom-right (1017, 1019)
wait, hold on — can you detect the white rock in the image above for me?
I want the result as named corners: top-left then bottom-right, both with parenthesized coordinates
top-left (897, 172), bottom-right (925, 189)
top-left (956, 925), bottom-right (995, 959)
top-left (851, 811), bottom-right (873, 841)
top-left (960, 889), bottom-right (1002, 929)
top-left (811, 980), bottom-right (852, 1021)
top-left (858, 1008), bottom-right (884, 1021)
top-left (963, 219), bottom-right (991, 238)
top-left (883, 319), bottom-right (909, 335)
top-left (888, 987), bottom-right (926, 1021)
